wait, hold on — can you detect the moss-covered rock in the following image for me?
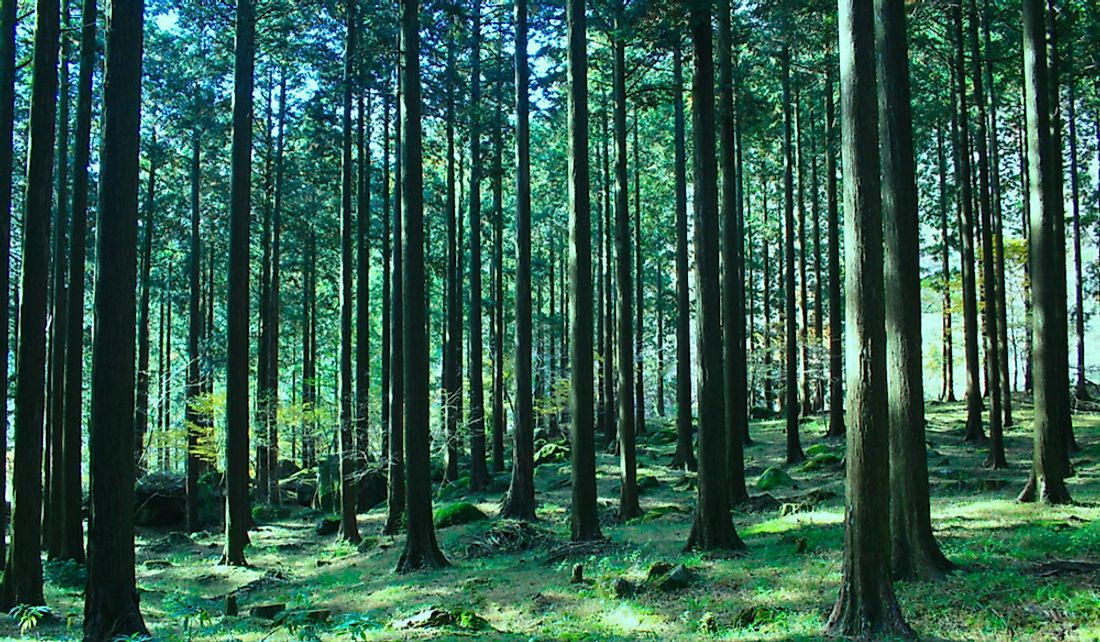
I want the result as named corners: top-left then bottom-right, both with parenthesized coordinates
top-left (534, 441), bottom-right (570, 467)
top-left (756, 467), bottom-right (795, 491)
top-left (799, 453), bottom-right (842, 471)
top-left (433, 502), bottom-right (489, 529)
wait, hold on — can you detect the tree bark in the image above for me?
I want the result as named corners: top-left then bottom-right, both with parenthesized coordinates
top-left (825, 0), bottom-right (911, 635)
top-left (876, 0), bottom-right (953, 581)
top-left (781, 44), bottom-right (805, 465)
top-left (824, 59), bottom-right (844, 437)
top-left (684, 0), bottom-right (741, 553)
top-left (670, 41), bottom-right (695, 471)
top-left (467, 0), bottom-right (488, 491)
top-left (0, 0), bottom-right (13, 565)
top-left (223, 0), bottom-right (254, 566)
top-left (396, 0), bottom-right (448, 571)
top-left (82, 0), bottom-right (150, 633)
top-left (1017, 0), bottom-right (1072, 505)
top-left (499, 0), bottom-right (536, 521)
top-left (0, 0), bottom-right (59, 608)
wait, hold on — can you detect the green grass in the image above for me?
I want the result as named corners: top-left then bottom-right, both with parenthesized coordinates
top-left (5, 400), bottom-right (1099, 641)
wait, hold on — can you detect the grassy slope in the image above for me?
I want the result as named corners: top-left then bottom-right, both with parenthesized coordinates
top-left (7, 400), bottom-right (1100, 641)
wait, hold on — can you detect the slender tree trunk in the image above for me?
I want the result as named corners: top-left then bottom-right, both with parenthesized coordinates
top-left (443, 17), bottom-right (461, 486)
top-left (825, 0), bottom-right (911, 634)
top-left (952, 1), bottom-right (984, 442)
top-left (381, 91), bottom-right (392, 475)
top-left (185, 122), bottom-right (204, 530)
top-left (1066, 52), bottom-right (1086, 400)
top-left (670, 41), bottom-right (695, 471)
top-left (499, 0), bottom-right (536, 521)
top-left (384, 79), bottom-right (406, 535)
top-left (1018, 0), bottom-right (1071, 504)
top-left (135, 148), bottom-right (155, 478)
top-left (968, 0), bottom-right (1005, 468)
top-left (937, 125), bottom-right (956, 402)
top-left (223, 0), bottom-right (255, 566)
top-left (632, 111), bottom-right (645, 438)
top-left (467, 0), bottom-right (488, 491)
top-left (491, 40), bottom-right (505, 473)
top-left (356, 90), bottom-right (370, 499)
top-left (764, 186), bottom-right (775, 412)
top-left (781, 44), bottom-right (805, 464)
top-left (876, 0), bottom-right (953, 580)
top-left (1020, 126), bottom-right (1033, 394)
top-left (82, 0), bottom-right (150, 634)
top-left (566, 0), bottom-right (600, 540)
top-left (612, 4), bottom-right (639, 520)
top-left (0, 0), bottom-right (13, 565)
top-left (396, 0), bottom-right (448, 571)
top-left (717, 0), bottom-right (746, 504)
top-left (268, 70), bottom-right (284, 503)
top-left (825, 59), bottom-right (844, 437)
top-left (0, 0), bottom-right (59, 607)
top-left (337, 0), bottom-right (361, 543)
top-left (60, 0), bottom-right (95, 563)
top-left (795, 92), bottom-right (811, 420)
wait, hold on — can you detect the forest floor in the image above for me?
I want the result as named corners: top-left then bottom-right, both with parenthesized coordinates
top-left (6, 399), bottom-right (1100, 641)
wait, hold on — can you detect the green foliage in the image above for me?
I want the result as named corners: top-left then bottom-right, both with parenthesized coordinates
top-left (8, 605), bottom-right (50, 636)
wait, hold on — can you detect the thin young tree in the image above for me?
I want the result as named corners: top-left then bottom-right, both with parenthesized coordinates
top-left (824, 58), bottom-right (844, 437)
top-left (566, 0), bottom-right (601, 541)
top-left (467, 0), bottom-right (489, 492)
top-left (395, 0), bottom-right (448, 571)
top-left (0, 0), bottom-right (60, 608)
top-left (781, 43), bottom-right (805, 465)
top-left (82, 0), bottom-right (150, 634)
top-left (825, 0), bottom-right (911, 635)
top-left (670, 39), bottom-right (695, 471)
top-left (0, 0), bottom-right (14, 564)
top-left (223, 0), bottom-right (255, 566)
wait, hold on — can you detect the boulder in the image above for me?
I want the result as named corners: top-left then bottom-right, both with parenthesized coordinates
top-left (135, 472), bottom-right (187, 527)
top-left (655, 564), bottom-right (693, 592)
top-left (315, 516), bottom-right (340, 536)
top-left (250, 603), bottom-right (287, 620)
top-left (610, 577), bottom-right (635, 598)
top-left (433, 502), bottom-right (489, 529)
top-left (357, 465), bottom-right (388, 512)
top-left (755, 467), bottom-right (795, 491)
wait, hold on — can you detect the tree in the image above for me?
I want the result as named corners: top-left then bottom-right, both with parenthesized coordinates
top-left (684, 0), bottom-right (741, 553)
top-left (1017, 0), bottom-right (1071, 506)
top-left (670, 40), bottom-right (695, 471)
top-left (499, 0), bottom-right (536, 521)
top-left (0, 0), bottom-right (14, 566)
top-left (82, 0), bottom-right (150, 635)
top-left (443, 11), bottom-right (462, 486)
top-left (467, 0), bottom-right (489, 492)
top-left (612, 0), bottom-right (640, 522)
top-left (876, 0), bottom-right (952, 581)
top-left (395, 0), bottom-right (448, 572)
top-left (0, 0), bottom-right (60, 608)
top-left (384, 84), bottom-right (406, 536)
top-left (223, 0), bottom-right (255, 567)
top-left (825, 0), bottom-right (910, 635)
top-left (781, 43), bottom-right (805, 465)
top-left (566, 0), bottom-right (601, 542)
top-left (338, 0), bottom-right (361, 544)
top-left (824, 57), bottom-right (844, 438)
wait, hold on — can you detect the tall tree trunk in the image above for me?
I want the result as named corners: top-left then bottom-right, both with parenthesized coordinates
top-left (1018, 0), bottom-right (1072, 505)
top-left (82, 0), bottom-right (150, 634)
top-left (717, 0), bottom-right (746, 504)
top-left (937, 125), bottom-right (955, 402)
top-left (795, 92), bottom-right (810, 419)
top-left (952, 1), bottom-right (984, 442)
top-left (490, 35), bottom-right (505, 473)
top-left (185, 121), bottom-right (204, 530)
top-left (566, 0), bottom-right (600, 540)
top-left (1020, 126), bottom-right (1033, 394)
top-left (135, 147), bottom-right (155, 476)
top-left (499, 0), bottom-right (536, 521)
top-left (781, 44), bottom-right (805, 464)
top-left (0, 0), bottom-right (59, 608)
top-left (1066, 46), bottom-right (1086, 401)
top-left (384, 79), bottom-right (406, 535)
top-left (763, 185), bottom-right (775, 412)
top-left (968, 0), bottom-right (1005, 468)
top-left (223, 0), bottom-right (255, 566)
top-left (337, 0), bottom-right (361, 544)
top-left (876, 0), bottom-right (953, 580)
top-left (670, 41), bottom-right (695, 471)
top-left (356, 90), bottom-right (370, 500)
top-left (60, 0), bottom-right (95, 563)
top-left (632, 111), bottom-right (645, 438)
top-left (381, 90), bottom-right (392, 473)
top-left (443, 17), bottom-right (461, 486)
top-left (685, 0), bottom-right (741, 552)
top-left (0, 0), bottom-right (13, 565)
top-left (467, 0), bottom-right (488, 491)
top-left (825, 58), bottom-right (844, 437)
top-left (396, 0), bottom-right (448, 571)
top-left (825, 0), bottom-right (911, 635)
top-left (612, 4), bottom-right (640, 521)
top-left (268, 70), bottom-right (284, 503)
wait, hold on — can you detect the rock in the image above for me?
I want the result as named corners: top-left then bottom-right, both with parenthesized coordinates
top-left (277, 459), bottom-right (301, 479)
top-left (134, 472), bottom-right (187, 527)
top-left (356, 466), bottom-right (388, 512)
top-left (433, 502), bottom-right (489, 529)
top-left (637, 474), bottom-right (660, 492)
top-left (250, 603), bottom-right (287, 620)
top-left (303, 609), bottom-right (331, 623)
top-left (315, 516), bottom-right (340, 536)
top-left (315, 456), bottom-right (341, 512)
top-left (655, 564), bottom-right (693, 592)
top-left (978, 478), bottom-right (1008, 491)
top-left (738, 494), bottom-right (781, 513)
top-left (316, 559), bottom-right (331, 567)
top-left (700, 612), bottom-right (719, 634)
top-left (734, 605), bottom-right (782, 628)
top-left (756, 467), bottom-right (795, 491)
top-left (804, 443), bottom-right (835, 458)
top-left (436, 476), bottom-right (471, 502)
top-left (393, 607), bottom-right (488, 631)
top-left (610, 577), bottom-right (635, 598)
top-left (224, 595), bottom-right (238, 617)
top-left (534, 442), bottom-right (570, 467)
top-left (143, 559), bottom-right (173, 569)
top-left (799, 453), bottom-right (842, 471)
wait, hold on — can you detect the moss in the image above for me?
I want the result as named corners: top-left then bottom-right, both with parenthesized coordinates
top-left (756, 467), bottom-right (795, 491)
top-left (433, 502), bottom-right (489, 528)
